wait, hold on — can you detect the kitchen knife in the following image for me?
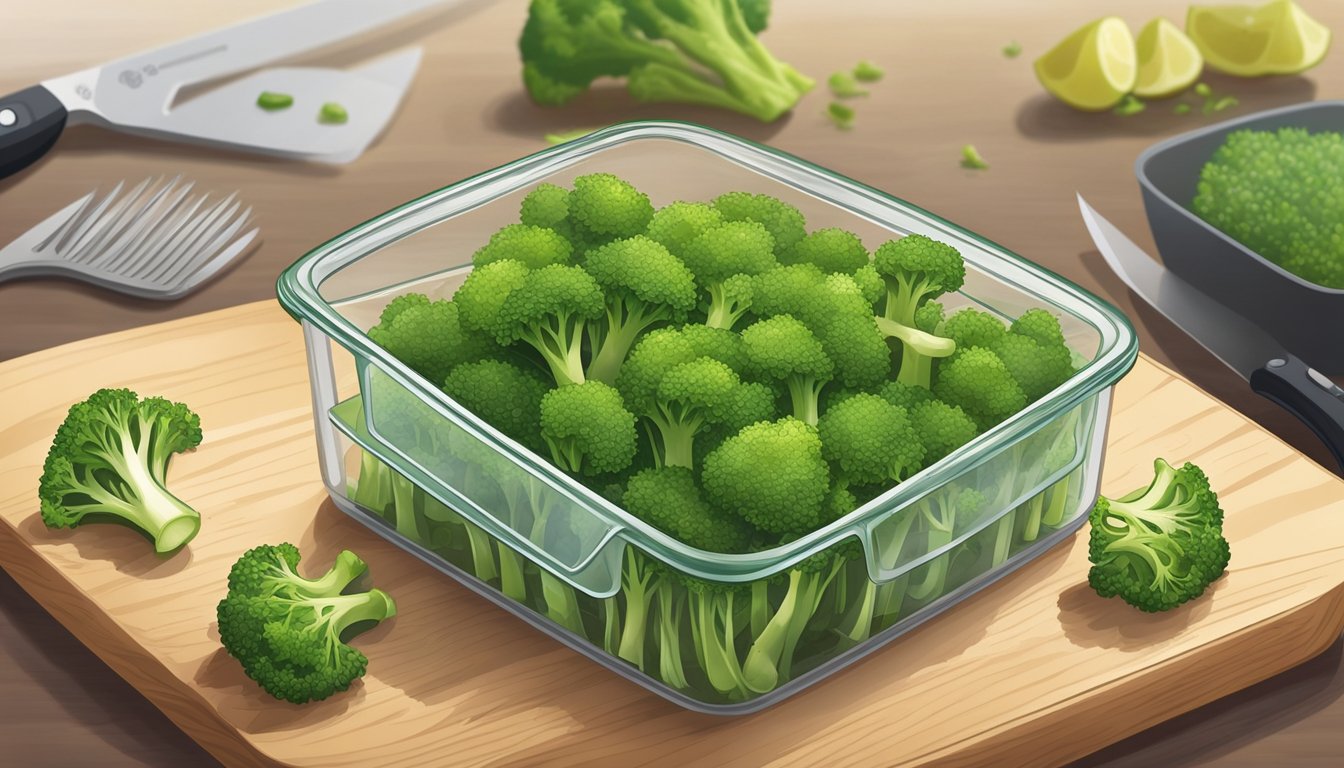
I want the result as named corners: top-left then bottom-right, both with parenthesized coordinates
top-left (0, 0), bottom-right (450, 178)
top-left (1078, 194), bottom-right (1344, 472)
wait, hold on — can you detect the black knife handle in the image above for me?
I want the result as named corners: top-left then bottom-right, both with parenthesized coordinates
top-left (0, 85), bottom-right (68, 180)
top-left (1249, 354), bottom-right (1344, 474)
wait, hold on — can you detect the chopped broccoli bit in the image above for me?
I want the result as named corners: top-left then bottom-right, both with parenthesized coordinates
top-left (318, 102), bottom-right (348, 124)
top-left (852, 59), bottom-right (884, 82)
top-left (827, 101), bottom-right (855, 129)
top-left (960, 144), bottom-right (990, 170)
top-left (545, 127), bottom-right (598, 144)
top-left (1113, 94), bottom-right (1146, 116)
top-left (828, 71), bottom-right (868, 98)
top-left (1173, 102), bottom-right (1192, 115)
top-left (1210, 96), bottom-right (1239, 113)
top-left (256, 91), bottom-right (293, 110)
top-left (1002, 41), bottom-right (1022, 58)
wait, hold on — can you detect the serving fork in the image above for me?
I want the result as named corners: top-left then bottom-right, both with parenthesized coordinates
top-left (0, 176), bottom-right (259, 299)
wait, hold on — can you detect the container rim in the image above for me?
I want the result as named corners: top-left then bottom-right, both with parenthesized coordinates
top-left (1134, 99), bottom-right (1344, 297)
top-left (277, 120), bottom-right (1138, 580)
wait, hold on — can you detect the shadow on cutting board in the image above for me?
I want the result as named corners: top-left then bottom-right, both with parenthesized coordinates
top-left (19, 512), bottom-right (192, 578)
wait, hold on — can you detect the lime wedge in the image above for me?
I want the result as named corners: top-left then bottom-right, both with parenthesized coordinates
top-left (1035, 17), bottom-right (1137, 111)
top-left (1187, 0), bottom-right (1331, 76)
top-left (1134, 19), bottom-right (1204, 97)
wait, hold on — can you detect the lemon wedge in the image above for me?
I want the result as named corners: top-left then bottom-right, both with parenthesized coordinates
top-left (1187, 0), bottom-right (1331, 76)
top-left (1134, 18), bottom-right (1204, 97)
top-left (1035, 17), bottom-right (1137, 111)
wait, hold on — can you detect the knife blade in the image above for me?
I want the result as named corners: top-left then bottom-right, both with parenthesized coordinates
top-left (0, 0), bottom-right (451, 177)
top-left (1078, 193), bottom-right (1344, 472)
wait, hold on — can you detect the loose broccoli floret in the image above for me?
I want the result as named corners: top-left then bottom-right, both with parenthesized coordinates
top-left (442, 360), bottom-right (550, 447)
top-left (567, 172), bottom-right (654, 246)
top-left (39, 388), bottom-right (202, 554)
top-left (853, 59), bottom-right (883, 82)
top-left (540, 381), bottom-right (639, 475)
top-left (584, 235), bottom-right (699, 383)
top-left (827, 71), bottom-right (868, 98)
top-left (780, 228), bottom-right (869, 274)
top-left (702, 417), bottom-right (830, 538)
top-left (368, 295), bottom-right (498, 386)
top-left (741, 315), bottom-right (833, 425)
top-left (494, 264), bottom-right (606, 386)
top-left (645, 201), bottom-right (724, 255)
top-left (933, 347), bottom-right (1027, 431)
top-left (939, 307), bottom-right (1006, 350)
top-left (1192, 127), bottom-right (1344, 289)
top-left (472, 223), bottom-right (574, 269)
top-left (818, 393), bottom-right (925, 487)
top-left (680, 221), bottom-right (778, 329)
top-left (216, 544), bottom-right (396, 703)
top-left (713, 191), bottom-right (807, 254)
top-left (1088, 459), bottom-right (1230, 612)
top-left (873, 234), bottom-right (966, 327)
top-left (909, 400), bottom-right (979, 464)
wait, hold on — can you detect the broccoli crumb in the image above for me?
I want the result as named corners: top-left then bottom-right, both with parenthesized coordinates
top-left (827, 101), bottom-right (855, 129)
top-left (828, 71), bottom-right (868, 98)
top-left (545, 127), bottom-right (598, 145)
top-left (1002, 41), bottom-right (1022, 58)
top-left (1113, 94), bottom-right (1146, 116)
top-left (960, 144), bottom-right (989, 170)
top-left (318, 102), bottom-right (348, 124)
top-left (852, 59), bottom-right (884, 82)
top-left (256, 91), bottom-right (293, 111)
top-left (1173, 103), bottom-right (1192, 115)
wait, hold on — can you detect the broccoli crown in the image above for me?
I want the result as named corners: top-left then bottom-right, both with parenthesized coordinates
top-left (780, 227), bottom-right (869, 274)
top-left (519, 182), bottom-right (571, 230)
top-left (853, 262), bottom-right (885, 309)
top-left (568, 172), bottom-right (654, 241)
top-left (913, 300), bottom-right (945, 334)
top-left (677, 323), bottom-right (749, 373)
top-left (39, 388), bottom-right (202, 554)
top-left (584, 235), bottom-right (698, 315)
top-left (818, 393), bottom-right (925, 486)
top-left (645, 201), bottom-right (724, 255)
top-left (938, 307), bottom-right (1006, 350)
top-left (217, 544), bottom-right (396, 704)
top-left (1010, 308), bottom-right (1066, 348)
top-left (751, 263), bottom-right (826, 320)
top-left (873, 234), bottom-right (967, 325)
top-left (933, 347), bottom-right (1027, 431)
top-left (442, 360), bottom-right (550, 445)
top-left (990, 333), bottom-right (1073, 402)
top-left (1192, 127), bottom-right (1344, 289)
top-left (454, 259), bottom-right (532, 334)
top-left (878, 380), bottom-right (936, 411)
top-left (811, 309), bottom-right (891, 390)
top-left (656, 357), bottom-right (741, 421)
top-left (713, 192), bottom-right (807, 254)
top-left (741, 315), bottom-right (833, 384)
top-left (368, 296), bottom-right (497, 386)
top-left (1088, 459), bottom-right (1230, 612)
top-left (540, 381), bottom-right (638, 475)
top-left (495, 264), bottom-right (605, 385)
top-left (702, 418), bottom-right (830, 538)
top-left (624, 466), bottom-right (750, 552)
top-left (681, 220), bottom-right (778, 284)
top-left (618, 328), bottom-right (699, 412)
top-left (472, 223), bottom-right (573, 269)
top-left (909, 400), bottom-right (978, 465)
top-left (717, 381), bottom-right (777, 432)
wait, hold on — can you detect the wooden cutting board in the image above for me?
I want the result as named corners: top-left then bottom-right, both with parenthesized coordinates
top-left (1, 301), bottom-right (1342, 768)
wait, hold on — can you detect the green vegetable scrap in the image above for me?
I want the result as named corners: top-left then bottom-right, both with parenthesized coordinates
top-left (1112, 94), bottom-right (1146, 116)
top-left (853, 59), bottom-right (884, 82)
top-left (352, 172), bottom-right (1087, 702)
top-left (217, 544), bottom-right (397, 703)
top-left (39, 388), bottom-right (202, 554)
top-left (1003, 41), bottom-right (1022, 58)
top-left (1193, 127), bottom-right (1344, 288)
top-left (256, 91), bottom-right (293, 111)
top-left (960, 144), bottom-right (989, 170)
top-left (1173, 102), bottom-right (1192, 115)
top-left (1088, 459), bottom-right (1230, 612)
top-left (319, 102), bottom-right (348, 124)
top-left (828, 71), bottom-right (868, 98)
top-left (1192, 81), bottom-right (1238, 115)
top-left (545, 127), bottom-right (598, 144)
top-left (827, 101), bottom-right (855, 129)
top-left (519, 0), bottom-right (813, 123)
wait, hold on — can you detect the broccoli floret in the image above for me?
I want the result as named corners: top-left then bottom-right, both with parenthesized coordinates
top-left (618, 328), bottom-right (699, 411)
top-left (494, 264), bottom-right (606, 386)
top-left (934, 347), bottom-right (1027, 431)
top-left (991, 333), bottom-right (1073, 402)
top-left (713, 191), bottom-right (807, 254)
top-left (938, 307), bottom-right (1005, 350)
top-left (681, 221), bottom-right (778, 329)
top-left (645, 201), bottom-right (724, 255)
top-left (780, 228), bottom-right (869, 274)
top-left (878, 380), bottom-right (936, 411)
top-left (453, 260), bottom-right (532, 335)
top-left (645, 357), bottom-right (749, 468)
top-left (812, 308), bottom-right (891, 391)
top-left (1192, 127), bottom-right (1344, 289)
top-left (751, 263), bottom-right (826, 320)
top-left (584, 235), bottom-right (699, 383)
top-left (853, 262), bottom-right (885, 311)
top-left (677, 323), bottom-right (749, 373)
top-left (442, 360), bottom-right (549, 447)
top-left (540, 381), bottom-right (638, 475)
top-left (873, 234), bottom-right (966, 327)
top-left (1088, 459), bottom-right (1230, 612)
top-left (626, 466), bottom-right (750, 552)
top-left (741, 315), bottom-right (833, 425)
top-left (909, 400), bottom-right (979, 464)
top-left (913, 300), bottom-right (945, 334)
top-left (702, 417), bottom-right (829, 538)
top-left (39, 388), bottom-right (202, 554)
top-left (216, 544), bottom-right (396, 703)
top-left (472, 223), bottom-right (574, 269)
top-left (519, 182), bottom-right (571, 233)
top-left (567, 172), bottom-right (654, 246)
top-left (368, 295), bottom-right (498, 386)
top-left (818, 393), bottom-right (925, 487)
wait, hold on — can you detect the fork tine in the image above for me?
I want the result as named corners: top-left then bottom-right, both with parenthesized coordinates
top-left (55, 181), bottom-right (123, 257)
top-left (164, 226), bottom-right (260, 298)
top-left (163, 205), bottom-right (251, 285)
top-left (133, 192), bottom-right (215, 278)
top-left (88, 176), bottom-right (182, 269)
top-left (34, 191), bottom-right (97, 253)
top-left (148, 193), bottom-right (237, 281)
top-left (150, 198), bottom-right (240, 283)
top-left (104, 179), bottom-right (195, 273)
top-left (69, 176), bottom-right (155, 264)
top-left (123, 190), bottom-right (208, 279)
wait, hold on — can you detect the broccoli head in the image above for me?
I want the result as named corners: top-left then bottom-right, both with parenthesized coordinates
top-left (540, 381), bottom-right (639, 475)
top-left (818, 393), bottom-right (925, 487)
top-left (933, 347), bottom-right (1027, 431)
top-left (368, 295), bottom-right (498, 386)
top-left (442, 360), bottom-right (550, 448)
top-left (39, 388), bottom-right (202, 554)
top-left (624, 466), bottom-right (750, 552)
top-left (519, 182), bottom-right (572, 234)
top-left (494, 264), bottom-right (606, 386)
top-left (780, 227), bottom-right (869, 274)
top-left (741, 315), bottom-right (833, 425)
top-left (702, 417), bottom-right (830, 538)
top-left (1088, 459), bottom-right (1230, 612)
top-left (939, 307), bottom-right (1006, 350)
top-left (645, 201), bottom-right (724, 255)
top-left (567, 172), bottom-right (654, 246)
top-left (713, 192), bottom-right (807, 254)
top-left (909, 400), bottom-right (979, 465)
top-left (472, 223), bottom-right (574, 269)
top-left (217, 544), bottom-right (396, 703)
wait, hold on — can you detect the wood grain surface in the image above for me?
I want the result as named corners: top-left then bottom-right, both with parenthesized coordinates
top-left (3, 0), bottom-right (1344, 765)
top-left (0, 301), bottom-right (1343, 768)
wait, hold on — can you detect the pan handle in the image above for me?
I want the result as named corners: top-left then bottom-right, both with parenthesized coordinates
top-left (1250, 354), bottom-right (1344, 475)
top-left (0, 85), bottom-right (68, 180)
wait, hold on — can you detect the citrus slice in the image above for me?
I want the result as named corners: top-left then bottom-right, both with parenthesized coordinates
top-left (1187, 0), bottom-right (1331, 76)
top-left (1034, 17), bottom-right (1137, 111)
top-left (1134, 18), bottom-right (1204, 97)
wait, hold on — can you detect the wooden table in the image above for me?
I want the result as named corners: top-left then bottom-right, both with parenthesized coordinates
top-left (1, 0), bottom-right (1340, 764)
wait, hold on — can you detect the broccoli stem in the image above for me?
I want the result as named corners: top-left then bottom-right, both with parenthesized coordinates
top-left (587, 300), bottom-right (668, 385)
top-left (349, 450), bottom-right (393, 514)
top-left (617, 549), bottom-right (657, 668)
top-left (991, 509), bottom-right (1016, 566)
top-left (517, 313), bottom-right (588, 386)
top-left (656, 581), bottom-right (689, 689)
top-left (462, 522), bottom-right (499, 584)
top-left (603, 596), bottom-right (622, 655)
top-left (104, 437), bottom-right (200, 553)
top-left (704, 281), bottom-right (750, 330)
top-left (1019, 493), bottom-right (1046, 543)
top-left (786, 376), bottom-right (825, 426)
top-left (300, 588), bottom-right (398, 639)
top-left (1040, 474), bottom-right (1072, 528)
top-left (540, 571), bottom-right (585, 635)
top-left (498, 545), bottom-right (529, 601)
top-left (648, 407), bottom-right (705, 470)
top-left (690, 589), bottom-right (750, 697)
top-left (750, 580), bottom-right (770, 637)
top-left (389, 473), bottom-right (424, 543)
top-left (742, 566), bottom-right (829, 693)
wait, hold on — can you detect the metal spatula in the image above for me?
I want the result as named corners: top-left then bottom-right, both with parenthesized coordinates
top-left (0, 176), bottom-right (259, 299)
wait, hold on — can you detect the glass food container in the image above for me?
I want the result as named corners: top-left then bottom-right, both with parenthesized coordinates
top-left (277, 122), bottom-right (1137, 714)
